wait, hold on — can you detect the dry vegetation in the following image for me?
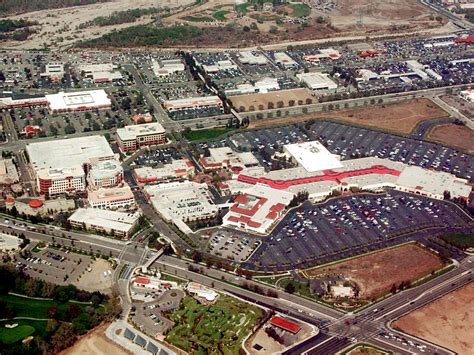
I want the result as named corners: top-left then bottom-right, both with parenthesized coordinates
top-left (230, 88), bottom-right (315, 112)
top-left (249, 98), bottom-right (447, 135)
top-left (427, 123), bottom-right (474, 154)
top-left (302, 244), bottom-right (445, 300)
top-left (393, 282), bottom-right (474, 355)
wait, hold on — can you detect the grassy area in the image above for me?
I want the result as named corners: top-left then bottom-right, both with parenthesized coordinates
top-left (250, 13), bottom-right (280, 22)
top-left (184, 128), bottom-right (233, 141)
top-left (235, 3), bottom-right (253, 13)
top-left (288, 3), bottom-right (311, 18)
top-left (213, 10), bottom-right (231, 21)
top-left (256, 274), bottom-right (289, 286)
top-left (160, 273), bottom-right (188, 285)
top-left (0, 294), bottom-right (90, 320)
top-left (0, 319), bottom-right (48, 339)
top-left (182, 15), bottom-right (215, 22)
top-left (439, 233), bottom-right (474, 249)
top-left (166, 295), bottom-right (264, 354)
top-left (0, 325), bottom-right (35, 345)
top-left (279, 278), bottom-right (315, 299)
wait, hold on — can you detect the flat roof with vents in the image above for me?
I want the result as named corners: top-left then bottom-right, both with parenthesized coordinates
top-left (284, 141), bottom-right (343, 173)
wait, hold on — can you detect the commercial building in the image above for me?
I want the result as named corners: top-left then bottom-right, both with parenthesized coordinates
top-left (163, 96), bottom-right (223, 112)
top-left (78, 63), bottom-right (123, 83)
top-left (199, 147), bottom-right (260, 173)
top-left (303, 48), bottom-right (341, 62)
top-left (88, 160), bottom-right (123, 189)
top-left (68, 208), bottom-right (140, 238)
top-left (134, 159), bottom-right (195, 184)
top-left (283, 141), bottom-right (343, 172)
top-left (0, 92), bottom-right (47, 109)
top-left (186, 282), bottom-right (218, 302)
top-left (0, 158), bottom-right (19, 185)
top-left (145, 181), bottom-right (218, 234)
top-left (88, 185), bottom-right (136, 210)
top-left (270, 316), bottom-right (301, 334)
top-left (152, 59), bottom-right (185, 77)
top-left (45, 90), bottom-right (112, 113)
top-left (218, 141), bottom-right (472, 233)
top-left (41, 62), bottom-right (65, 81)
top-left (36, 166), bottom-right (86, 195)
top-left (27, 135), bottom-right (116, 195)
top-left (238, 51), bottom-right (268, 65)
top-left (116, 123), bottom-right (167, 152)
top-left (274, 52), bottom-right (297, 68)
top-left (296, 72), bottom-right (338, 91)
top-left (223, 184), bottom-right (293, 234)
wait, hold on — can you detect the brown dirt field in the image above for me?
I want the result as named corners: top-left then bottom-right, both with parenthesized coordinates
top-left (230, 88), bottom-right (314, 112)
top-left (249, 98), bottom-right (447, 135)
top-left (302, 244), bottom-right (444, 300)
top-left (62, 323), bottom-right (132, 355)
top-left (427, 123), bottom-right (474, 154)
top-left (393, 282), bottom-right (474, 355)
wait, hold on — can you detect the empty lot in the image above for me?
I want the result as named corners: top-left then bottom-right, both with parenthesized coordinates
top-left (427, 123), bottom-right (474, 154)
top-left (249, 99), bottom-right (447, 136)
top-left (301, 244), bottom-right (445, 300)
top-left (393, 282), bottom-right (474, 355)
top-left (230, 88), bottom-right (314, 112)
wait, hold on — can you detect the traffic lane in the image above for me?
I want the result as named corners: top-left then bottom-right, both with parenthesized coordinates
top-left (157, 255), bottom-right (343, 320)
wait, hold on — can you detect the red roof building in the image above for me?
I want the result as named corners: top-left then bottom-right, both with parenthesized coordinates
top-left (270, 316), bottom-right (301, 334)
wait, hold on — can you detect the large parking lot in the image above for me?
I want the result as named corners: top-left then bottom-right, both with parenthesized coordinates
top-left (222, 121), bottom-right (474, 180)
top-left (242, 191), bottom-right (472, 272)
top-left (18, 244), bottom-right (92, 285)
top-left (205, 229), bottom-right (260, 262)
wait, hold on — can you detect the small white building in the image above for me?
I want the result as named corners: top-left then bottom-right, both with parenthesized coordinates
top-left (296, 72), bottom-right (337, 91)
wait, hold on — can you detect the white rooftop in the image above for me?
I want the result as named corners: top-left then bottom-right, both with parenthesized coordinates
top-left (27, 135), bottom-right (115, 171)
top-left (46, 90), bottom-right (111, 111)
top-left (116, 122), bottom-right (165, 141)
top-left (296, 72), bottom-right (337, 90)
top-left (284, 141), bottom-right (343, 172)
top-left (68, 208), bottom-right (140, 233)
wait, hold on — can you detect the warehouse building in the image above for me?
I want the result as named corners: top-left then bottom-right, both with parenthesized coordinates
top-left (68, 208), bottom-right (140, 238)
top-left (152, 59), bottom-right (185, 77)
top-left (116, 123), bottom-right (167, 152)
top-left (45, 90), bottom-right (112, 113)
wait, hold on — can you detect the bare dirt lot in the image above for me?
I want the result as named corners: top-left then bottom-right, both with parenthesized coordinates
top-left (73, 259), bottom-right (113, 295)
top-left (301, 244), bottom-right (445, 300)
top-left (328, 0), bottom-right (439, 29)
top-left (249, 98), bottom-right (448, 135)
top-left (1, 0), bottom-right (193, 50)
top-left (62, 323), bottom-right (132, 355)
top-left (427, 123), bottom-right (474, 154)
top-left (393, 282), bottom-right (474, 355)
top-left (230, 89), bottom-right (315, 112)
